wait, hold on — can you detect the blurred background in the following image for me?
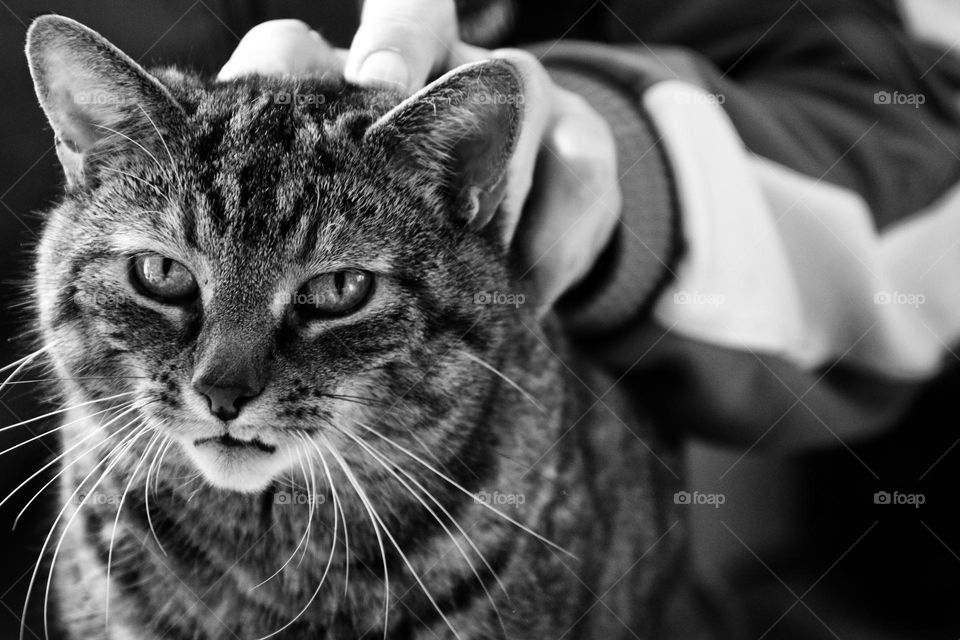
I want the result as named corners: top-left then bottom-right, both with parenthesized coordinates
top-left (0, 2), bottom-right (958, 639)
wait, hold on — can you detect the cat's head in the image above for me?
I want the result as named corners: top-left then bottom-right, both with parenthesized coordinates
top-left (26, 15), bottom-right (530, 493)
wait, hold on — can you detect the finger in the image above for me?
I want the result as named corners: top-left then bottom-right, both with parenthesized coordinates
top-left (517, 90), bottom-right (621, 310)
top-left (344, 0), bottom-right (458, 92)
top-left (448, 41), bottom-right (491, 67)
top-left (217, 20), bottom-right (342, 81)
top-left (332, 47), bottom-right (349, 70)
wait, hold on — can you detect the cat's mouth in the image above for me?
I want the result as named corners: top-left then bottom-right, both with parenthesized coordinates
top-left (184, 432), bottom-right (288, 493)
top-left (193, 433), bottom-right (277, 454)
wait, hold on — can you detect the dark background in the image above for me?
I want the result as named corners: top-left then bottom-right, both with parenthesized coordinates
top-left (0, 2), bottom-right (957, 639)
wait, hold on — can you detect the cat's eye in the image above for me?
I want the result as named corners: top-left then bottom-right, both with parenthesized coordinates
top-left (130, 254), bottom-right (198, 302)
top-left (294, 270), bottom-right (373, 319)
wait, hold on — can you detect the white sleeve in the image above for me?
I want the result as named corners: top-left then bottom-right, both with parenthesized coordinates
top-left (645, 80), bottom-right (960, 382)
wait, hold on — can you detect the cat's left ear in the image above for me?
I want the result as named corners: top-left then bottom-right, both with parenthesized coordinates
top-left (25, 15), bottom-right (184, 187)
top-left (364, 59), bottom-right (523, 231)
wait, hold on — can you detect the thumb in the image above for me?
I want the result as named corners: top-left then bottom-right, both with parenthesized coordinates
top-left (344, 0), bottom-right (458, 93)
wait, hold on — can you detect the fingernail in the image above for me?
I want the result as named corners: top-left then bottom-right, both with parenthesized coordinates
top-left (357, 50), bottom-right (409, 91)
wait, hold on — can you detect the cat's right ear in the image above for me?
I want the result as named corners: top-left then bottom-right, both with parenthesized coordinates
top-left (364, 59), bottom-right (524, 233)
top-left (25, 15), bottom-right (184, 187)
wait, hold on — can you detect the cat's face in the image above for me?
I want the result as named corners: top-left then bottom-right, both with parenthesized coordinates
top-left (27, 16), bottom-right (524, 492)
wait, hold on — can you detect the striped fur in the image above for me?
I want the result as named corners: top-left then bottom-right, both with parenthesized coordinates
top-left (24, 15), bottom-right (717, 640)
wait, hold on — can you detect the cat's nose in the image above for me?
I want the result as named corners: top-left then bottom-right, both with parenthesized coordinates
top-left (193, 381), bottom-right (262, 421)
top-left (192, 326), bottom-right (272, 421)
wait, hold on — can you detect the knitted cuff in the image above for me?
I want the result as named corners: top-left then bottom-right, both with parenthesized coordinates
top-left (545, 65), bottom-right (680, 336)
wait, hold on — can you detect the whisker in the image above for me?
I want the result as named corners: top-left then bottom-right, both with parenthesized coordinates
top-left (318, 436), bottom-right (464, 640)
top-left (93, 124), bottom-right (166, 176)
top-left (296, 446), bottom-right (316, 567)
top-left (0, 341), bottom-right (57, 375)
top-left (405, 428), bottom-right (478, 482)
top-left (318, 393), bottom-right (390, 408)
top-left (334, 423), bottom-right (508, 632)
top-left (314, 437), bottom-right (392, 639)
top-left (459, 351), bottom-right (546, 414)
top-left (0, 345), bottom-right (55, 394)
top-left (348, 424), bottom-right (509, 593)
top-left (0, 401), bottom-right (136, 512)
top-left (0, 391), bottom-right (136, 434)
top-left (144, 436), bottom-right (173, 556)
top-left (250, 447), bottom-right (314, 590)
top-left (137, 103), bottom-right (186, 196)
top-left (99, 166), bottom-right (174, 205)
top-left (0, 376), bottom-right (149, 385)
top-left (105, 429), bottom-right (159, 626)
top-left (253, 438), bottom-right (340, 640)
top-left (12, 402), bottom-right (143, 528)
top-left (44, 421), bottom-right (151, 639)
top-left (354, 422), bottom-right (575, 559)
top-left (308, 433), bottom-right (351, 600)
top-left (20, 417), bottom-right (148, 640)
top-left (0, 400), bottom-right (133, 461)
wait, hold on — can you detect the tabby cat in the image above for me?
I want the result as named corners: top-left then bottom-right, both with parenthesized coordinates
top-left (18, 14), bottom-right (719, 640)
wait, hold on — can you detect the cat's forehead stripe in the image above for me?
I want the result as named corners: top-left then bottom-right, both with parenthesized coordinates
top-left (184, 101), bottom-right (309, 250)
top-left (180, 90), bottom-right (386, 254)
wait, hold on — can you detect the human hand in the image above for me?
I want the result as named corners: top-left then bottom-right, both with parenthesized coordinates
top-left (219, 8), bottom-right (621, 310)
top-left (218, 19), bottom-right (346, 79)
